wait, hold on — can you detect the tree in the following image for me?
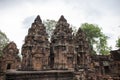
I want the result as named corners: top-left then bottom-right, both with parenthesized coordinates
top-left (43, 19), bottom-right (77, 38)
top-left (43, 19), bottom-right (57, 38)
top-left (43, 20), bottom-right (110, 55)
top-left (97, 34), bottom-right (111, 55)
top-left (0, 30), bottom-right (9, 56)
top-left (80, 23), bottom-right (110, 55)
top-left (116, 37), bottom-right (120, 48)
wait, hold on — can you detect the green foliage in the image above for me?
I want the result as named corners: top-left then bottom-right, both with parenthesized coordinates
top-left (97, 34), bottom-right (111, 55)
top-left (43, 19), bottom-right (77, 38)
top-left (116, 37), bottom-right (120, 48)
top-left (0, 30), bottom-right (9, 56)
top-left (81, 23), bottom-right (110, 55)
top-left (43, 19), bottom-right (57, 38)
top-left (43, 20), bottom-right (110, 55)
top-left (81, 23), bottom-right (101, 44)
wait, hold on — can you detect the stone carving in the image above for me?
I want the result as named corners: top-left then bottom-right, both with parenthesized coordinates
top-left (74, 28), bottom-right (91, 68)
top-left (50, 15), bottom-right (76, 70)
top-left (110, 49), bottom-right (120, 79)
top-left (21, 15), bottom-right (50, 71)
top-left (74, 28), bottom-right (93, 80)
top-left (0, 42), bottom-right (20, 72)
top-left (0, 15), bottom-right (120, 80)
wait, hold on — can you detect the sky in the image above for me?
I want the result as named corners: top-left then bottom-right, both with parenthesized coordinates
top-left (0, 0), bottom-right (120, 52)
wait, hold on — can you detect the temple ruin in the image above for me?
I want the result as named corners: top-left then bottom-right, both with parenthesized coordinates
top-left (0, 42), bottom-right (21, 80)
top-left (0, 15), bottom-right (120, 80)
top-left (21, 15), bottom-right (50, 71)
top-left (51, 15), bottom-right (76, 70)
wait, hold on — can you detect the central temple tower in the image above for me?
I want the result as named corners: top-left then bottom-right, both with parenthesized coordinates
top-left (50, 15), bottom-right (76, 70)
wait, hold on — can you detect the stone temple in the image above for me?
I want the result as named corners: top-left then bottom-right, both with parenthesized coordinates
top-left (0, 15), bottom-right (120, 80)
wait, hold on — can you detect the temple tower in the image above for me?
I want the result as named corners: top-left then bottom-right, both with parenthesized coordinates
top-left (0, 42), bottom-right (21, 80)
top-left (74, 28), bottom-right (93, 80)
top-left (1, 42), bottom-right (20, 72)
top-left (110, 49), bottom-right (120, 79)
top-left (50, 15), bottom-right (76, 70)
top-left (74, 28), bottom-right (91, 69)
top-left (21, 15), bottom-right (50, 70)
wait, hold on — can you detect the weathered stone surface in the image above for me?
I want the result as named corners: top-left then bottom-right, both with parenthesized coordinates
top-left (0, 15), bottom-right (120, 80)
top-left (0, 42), bottom-right (20, 80)
top-left (1, 42), bottom-right (20, 72)
top-left (74, 28), bottom-right (91, 67)
top-left (6, 70), bottom-right (74, 80)
top-left (90, 55), bottom-right (111, 80)
top-left (21, 15), bottom-right (50, 71)
top-left (110, 49), bottom-right (120, 80)
top-left (74, 28), bottom-right (94, 80)
top-left (51, 15), bottom-right (76, 70)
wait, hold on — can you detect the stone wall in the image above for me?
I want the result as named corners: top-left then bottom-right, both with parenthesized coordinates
top-left (51, 15), bottom-right (76, 70)
top-left (6, 70), bottom-right (74, 80)
top-left (0, 42), bottom-right (21, 80)
top-left (0, 15), bottom-right (120, 80)
top-left (21, 15), bottom-right (50, 71)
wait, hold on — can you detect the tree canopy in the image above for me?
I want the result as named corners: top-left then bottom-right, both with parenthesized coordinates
top-left (80, 23), bottom-right (111, 55)
top-left (116, 37), bottom-right (120, 48)
top-left (43, 19), bottom-right (77, 38)
top-left (43, 19), bottom-right (57, 38)
top-left (43, 20), bottom-right (110, 55)
top-left (0, 30), bottom-right (9, 56)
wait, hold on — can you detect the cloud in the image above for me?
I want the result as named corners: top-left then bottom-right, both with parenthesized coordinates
top-left (0, 0), bottom-right (120, 50)
top-left (22, 16), bottom-right (35, 29)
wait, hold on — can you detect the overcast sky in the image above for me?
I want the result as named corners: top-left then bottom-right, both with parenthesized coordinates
top-left (0, 0), bottom-right (120, 52)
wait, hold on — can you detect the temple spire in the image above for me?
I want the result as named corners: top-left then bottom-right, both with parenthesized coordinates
top-left (21, 15), bottom-right (49, 71)
top-left (58, 15), bottom-right (67, 22)
top-left (78, 28), bottom-right (83, 33)
top-left (34, 15), bottom-right (42, 23)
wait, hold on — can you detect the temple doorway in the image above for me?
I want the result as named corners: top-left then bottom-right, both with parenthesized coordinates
top-left (7, 63), bottom-right (11, 70)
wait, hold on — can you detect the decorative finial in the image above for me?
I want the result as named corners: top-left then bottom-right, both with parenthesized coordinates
top-left (58, 15), bottom-right (67, 22)
top-left (34, 15), bottom-right (42, 23)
